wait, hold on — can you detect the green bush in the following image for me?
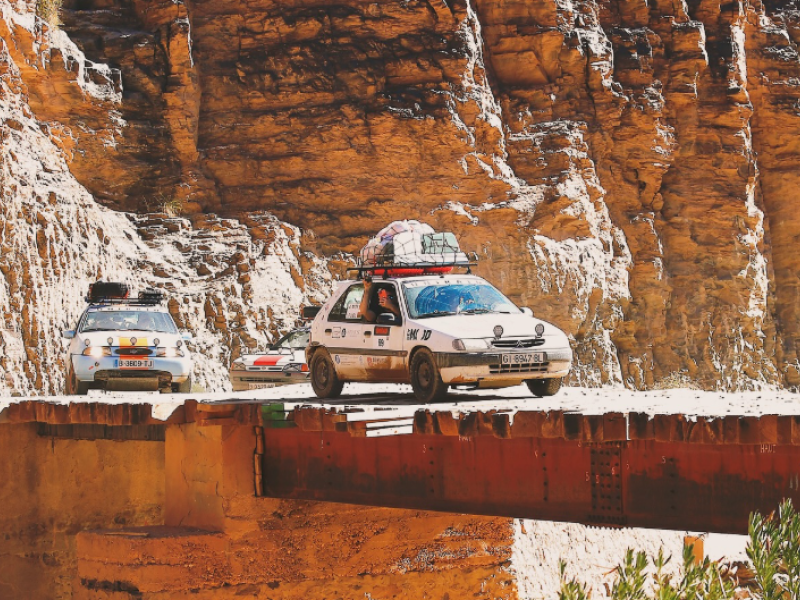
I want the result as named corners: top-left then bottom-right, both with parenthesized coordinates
top-left (748, 499), bottom-right (800, 599)
top-left (559, 499), bottom-right (800, 600)
top-left (36, 0), bottom-right (61, 27)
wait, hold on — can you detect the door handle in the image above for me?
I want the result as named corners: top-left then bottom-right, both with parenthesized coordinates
top-left (364, 332), bottom-right (372, 337)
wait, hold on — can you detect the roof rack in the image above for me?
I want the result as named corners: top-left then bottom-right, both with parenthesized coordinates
top-left (356, 223), bottom-right (476, 280)
top-left (86, 282), bottom-right (165, 306)
top-left (347, 253), bottom-right (478, 280)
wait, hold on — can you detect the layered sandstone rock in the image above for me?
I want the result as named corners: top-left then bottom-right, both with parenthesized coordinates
top-left (3, 0), bottom-right (800, 390)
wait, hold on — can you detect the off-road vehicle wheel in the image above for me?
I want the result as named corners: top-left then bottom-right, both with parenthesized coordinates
top-left (310, 350), bottom-right (344, 399)
top-left (66, 367), bottom-right (89, 396)
top-left (410, 348), bottom-right (448, 403)
top-left (173, 375), bottom-right (192, 393)
top-left (526, 377), bottom-right (562, 397)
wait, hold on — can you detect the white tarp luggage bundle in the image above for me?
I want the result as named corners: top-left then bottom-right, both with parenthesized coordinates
top-left (359, 220), bottom-right (469, 274)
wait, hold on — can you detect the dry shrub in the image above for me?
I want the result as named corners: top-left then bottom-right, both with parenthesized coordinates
top-left (36, 0), bottom-right (61, 27)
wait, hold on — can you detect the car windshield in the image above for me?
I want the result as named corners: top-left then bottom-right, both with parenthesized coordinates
top-left (79, 310), bottom-right (178, 334)
top-left (403, 279), bottom-right (521, 319)
top-left (273, 330), bottom-right (309, 350)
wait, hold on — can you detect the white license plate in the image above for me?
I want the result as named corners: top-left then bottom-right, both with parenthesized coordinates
top-left (118, 359), bottom-right (154, 369)
top-left (502, 352), bottom-right (545, 364)
top-left (249, 382), bottom-right (277, 390)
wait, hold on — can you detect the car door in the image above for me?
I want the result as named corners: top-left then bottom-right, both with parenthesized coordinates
top-left (362, 282), bottom-right (406, 382)
top-left (324, 283), bottom-right (369, 380)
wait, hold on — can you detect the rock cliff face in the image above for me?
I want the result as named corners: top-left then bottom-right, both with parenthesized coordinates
top-left (3, 0), bottom-right (800, 390)
top-left (0, 5), bottom-right (333, 394)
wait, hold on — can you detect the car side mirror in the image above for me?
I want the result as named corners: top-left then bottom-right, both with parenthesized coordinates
top-left (521, 307), bottom-right (534, 317)
top-left (181, 333), bottom-right (193, 341)
top-left (302, 305), bottom-right (321, 319)
top-left (376, 313), bottom-right (399, 326)
top-left (62, 330), bottom-right (75, 340)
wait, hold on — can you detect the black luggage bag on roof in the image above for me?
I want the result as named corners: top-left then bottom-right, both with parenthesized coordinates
top-left (87, 281), bottom-right (130, 302)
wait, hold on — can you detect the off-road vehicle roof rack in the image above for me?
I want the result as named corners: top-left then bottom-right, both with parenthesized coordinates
top-left (353, 221), bottom-right (476, 280)
top-left (347, 253), bottom-right (478, 280)
top-left (86, 282), bottom-right (165, 306)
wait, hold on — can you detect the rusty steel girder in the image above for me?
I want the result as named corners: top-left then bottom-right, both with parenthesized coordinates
top-left (261, 408), bottom-right (800, 534)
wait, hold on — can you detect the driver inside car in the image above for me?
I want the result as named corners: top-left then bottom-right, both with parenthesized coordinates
top-left (137, 313), bottom-right (157, 331)
top-left (359, 278), bottom-right (401, 323)
top-left (93, 313), bottom-right (116, 330)
top-left (456, 291), bottom-right (477, 313)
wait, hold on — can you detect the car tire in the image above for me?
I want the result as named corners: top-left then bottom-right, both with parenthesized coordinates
top-left (67, 367), bottom-right (89, 396)
top-left (526, 377), bottom-right (562, 397)
top-left (310, 350), bottom-right (344, 399)
top-left (173, 375), bottom-right (192, 393)
top-left (410, 349), bottom-right (448, 403)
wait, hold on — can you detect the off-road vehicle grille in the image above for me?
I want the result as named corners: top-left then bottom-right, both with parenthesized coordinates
top-left (489, 362), bottom-right (549, 374)
top-left (115, 347), bottom-right (153, 356)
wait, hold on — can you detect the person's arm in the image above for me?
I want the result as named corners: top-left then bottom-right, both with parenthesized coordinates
top-left (358, 280), bottom-right (372, 320)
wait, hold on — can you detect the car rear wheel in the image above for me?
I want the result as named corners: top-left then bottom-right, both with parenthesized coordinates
top-left (410, 349), bottom-right (448, 403)
top-left (310, 351), bottom-right (344, 399)
top-left (173, 375), bottom-right (192, 393)
top-left (526, 377), bottom-right (562, 397)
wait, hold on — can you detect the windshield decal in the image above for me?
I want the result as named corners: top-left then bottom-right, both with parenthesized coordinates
top-left (346, 303), bottom-right (360, 320)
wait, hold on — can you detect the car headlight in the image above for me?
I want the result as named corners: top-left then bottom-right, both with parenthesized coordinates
top-left (283, 363), bottom-right (309, 373)
top-left (231, 359), bottom-right (246, 370)
top-left (452, 338), bottom-right (491, 351)
top-left (82, 346), bottom-right (112, 358)
top-left (156, 347), bottom-right (185, 358)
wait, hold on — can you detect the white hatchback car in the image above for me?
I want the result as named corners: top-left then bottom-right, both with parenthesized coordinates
top-left (62, 283), bottom-right (193, 394)
top-left (307, 274), bottom-right (572, 402)
top-left (229, 329), bottom-right (310, 391)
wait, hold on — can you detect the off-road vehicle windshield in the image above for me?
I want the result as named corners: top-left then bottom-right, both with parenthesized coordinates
top-left (403, 280), bottom-right (520, 319)
top-left (79, 310), bottom-right (178, 334)
top-left (273, 330), bottom-right (309, 350)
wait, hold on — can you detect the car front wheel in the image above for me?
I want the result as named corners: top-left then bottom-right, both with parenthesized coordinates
top-left (310, 350), bottom-right (344, 399)
top-left (526, 377), bottom-right (562, 397)
top-left (66, 366), bottom-right (89, 396)
top-left (173, 375), bottom-right (192, 393)
top-left (410, 349), bottom-right (448, 403)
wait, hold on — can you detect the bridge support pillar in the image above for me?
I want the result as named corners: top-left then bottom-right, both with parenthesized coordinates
top-left (164, 421), bottom-right (256, 531)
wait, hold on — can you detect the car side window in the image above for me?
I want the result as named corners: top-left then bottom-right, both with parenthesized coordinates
top-left (328, 284), bottom-right (365, 322)
top-left (368, 283), bottom-right (402, 324)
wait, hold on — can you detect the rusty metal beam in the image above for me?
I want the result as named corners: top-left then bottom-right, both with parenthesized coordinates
top-left (262, 408), bottom-right (800, 534)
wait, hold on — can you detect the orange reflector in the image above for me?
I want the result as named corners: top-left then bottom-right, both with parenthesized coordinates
top-left (301, 364), bottom-right (309, 372)
top-left (374, 327), bottom-right (390, 336)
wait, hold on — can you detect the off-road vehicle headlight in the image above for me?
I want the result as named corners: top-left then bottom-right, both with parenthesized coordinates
top-left (81, 346), bottom-right (112, 358)
top-left (452, 339), bottom-right (491, 351)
